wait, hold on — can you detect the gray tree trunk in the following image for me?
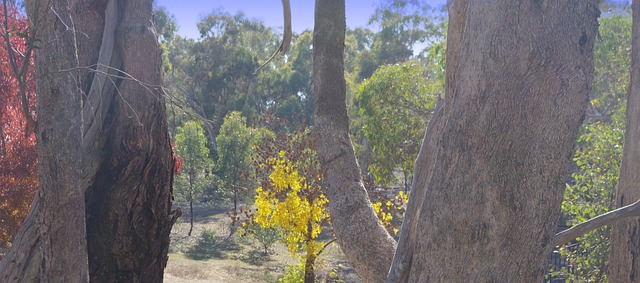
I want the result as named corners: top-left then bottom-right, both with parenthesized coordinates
top-left (609, 0), bottom-right (640, 281)
top-left (312, 1), bottom-right (396, 282)
top-left (1, 0), bottom-right (88, 281)
top-left (408, 1), bottom-right (599, 281)
top-left (0, 0), bottom-right (179, 282)
top-left (313, 0), bottom-right (600, 282)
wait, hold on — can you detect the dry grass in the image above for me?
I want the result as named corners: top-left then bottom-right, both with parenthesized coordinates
top-left (164, 203), bottom-right (361, 283)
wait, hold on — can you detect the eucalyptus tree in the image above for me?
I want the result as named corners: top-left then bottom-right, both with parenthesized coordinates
top-left (216, 111), bottom-right (256, 211)
top-left (313, 0), bottom-right (601, 282)
top-left (175, 120), bottom-right (211, 236)
top-left (356, 61), bottom-right (439, 189)
top-left (0, 0), bottom-right (178, 281)
top-left (165, 12), bottom-right (317, 155)
top-left (356, 0), bottom-right (444, 80)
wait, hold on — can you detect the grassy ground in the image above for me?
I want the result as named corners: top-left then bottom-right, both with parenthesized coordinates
top-left (164, 203), bottom-right (361, 283)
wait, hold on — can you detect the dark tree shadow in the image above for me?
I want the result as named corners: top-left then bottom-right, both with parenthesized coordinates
top-left (238, 249), bottom-right (274, 266)
top-left (185, 230), bottom-right (241, 260)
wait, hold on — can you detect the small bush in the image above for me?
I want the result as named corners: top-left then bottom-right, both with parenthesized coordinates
top-left (278, 263), bottom-right (305, 283)
top-left (239, 221), bottom-right (281, 255)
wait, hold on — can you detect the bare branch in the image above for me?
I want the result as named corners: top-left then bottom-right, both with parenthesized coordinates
top-left (2, 0), bottom-right (36, 135)
top-left (254, 0), bottom-right (291, 74)
top-left (553, 199), bottom-right (640, 246)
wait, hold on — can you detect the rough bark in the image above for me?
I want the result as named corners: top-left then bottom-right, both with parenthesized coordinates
top-left (0, 0), bottom-right (178, 282)
top-left (609, 0), bottom-right (640, 281)
top-left (407, 1), bottom-right (599, 281)
top-left (312, 0), bottom-right (396, 282)
top-left (34, 0), bottom-right (89, 277)
top-left (0, 200), bottom-right (41, 282)
top-left (1, 0), bottom-right (89, 281)
top-left (83, 1), bottom-right (178, 281)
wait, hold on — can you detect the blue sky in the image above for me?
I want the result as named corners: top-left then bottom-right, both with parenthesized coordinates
top-left (154, 0), bottom-right (448, 39)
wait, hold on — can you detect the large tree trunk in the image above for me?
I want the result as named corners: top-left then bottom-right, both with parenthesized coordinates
top-left (0, 0), bottom-right (88, 281)
top-left (407, 1), bottom-right (599, 281)
top-left (312, 1), bottom-right (396, 282)
top-left (609, 0), bottom-right (640, 281)
top-left (0, 0), bottom-right (178, 282)
top-left (313, 0), bottom-right (600, 282)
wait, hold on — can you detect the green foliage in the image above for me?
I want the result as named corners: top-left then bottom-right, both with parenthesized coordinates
top-left (216, 111), bottom-right (257, 205)
top-left (356, 0), bottom-right (445, 80)
top-left (175, 120), bottom-right (211, 202)
top-left (238, 221), bottom-right (281, 255)
top-left (590, 10), bottom-right (631, 121)
top-left (164, 11), bottom-right (316, 144)
top-left (200, 229), bottom-right (219, 246)
top-left (557, 8), bottom-right (630, 281)
top-left (560, 109), bottom-right (625, 282)
top-left (154, 6), bottom-right (177, 44)
top-left (153, 6), bottom-right (177, 74)
top-left (356, 60), bottom-right (439, 188)
top-left (279, 263), bottom-right (305, 283)
top-left (186, 229), bottom-right (224, 260)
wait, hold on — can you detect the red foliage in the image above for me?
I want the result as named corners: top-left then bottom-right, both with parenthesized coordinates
top-left (171, 140), bottom-right (182, 175)
top-left (0, 3), bottom-right (37, 250)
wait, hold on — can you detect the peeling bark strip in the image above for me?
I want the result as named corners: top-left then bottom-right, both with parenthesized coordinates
top-left (1, 0), bottom-right (178, 282)
top-left (81, 0), bottom-right (119, 190)
top-left (312, 0), bottom-right (396, 282)
top-left (609, 0), bottom-right (640, 281)
top-left (83, 0), bottom-right (179, 281)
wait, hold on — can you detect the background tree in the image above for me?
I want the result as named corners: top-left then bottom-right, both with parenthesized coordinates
top-left (153, 5), bottom-right (178, 75)
top-left (175, 120), bottom-right (211, 236)
top-left (0, 1), bottom-right (36, 254)
top-left (356, 60), bottom-right (438, 189)
top-left (163, 12), bottom-right (316, 157)
top-left (216, 111), bottom-right (256, 211)
top-left (356, 0), bottom-right (443, 80)
top-left (312, 1), bottom-right (397, 281)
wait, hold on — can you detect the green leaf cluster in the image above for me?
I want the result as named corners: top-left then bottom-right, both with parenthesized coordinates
top-left (557, 6), bottom-right (631, 281)
top-left (175, 120), bottom-right (212, 202)
top-left (356, 60), bottom-right (439, 187)
top-left (216, 111), bottom-right (261, 204)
